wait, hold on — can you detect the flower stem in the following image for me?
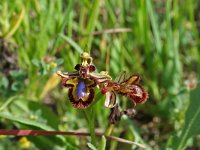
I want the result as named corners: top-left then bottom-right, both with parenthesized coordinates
top-left (0, 129), bottom-right (146, 148)
top-left (105, 124), bottom-right (114, 136)
top-left (84, 107), bottom-right (96, 146)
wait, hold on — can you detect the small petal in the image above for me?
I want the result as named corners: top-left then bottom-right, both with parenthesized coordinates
top-left (104, 92), bottom-right (116, 108)
top-left (120, 74), bottom-right (140, 85)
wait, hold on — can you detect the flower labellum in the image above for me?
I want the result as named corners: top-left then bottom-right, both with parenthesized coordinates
top-left (67, 78), bottom-right (96, 108)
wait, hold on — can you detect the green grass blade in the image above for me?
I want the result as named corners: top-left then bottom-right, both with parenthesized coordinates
top-left (146, 0), bottom-right (162, 54)
top-left (3, 7), bottom-right (25, 39)
top-left (59, 34), bottom-right (83, 53)
top-left (81, 0), bottom-right (101, 52)
top-left (50, 0), bottom-right (74, 54)
top-left (0, 112), bottom-right (54, 130)
top-left (175, 85), bottom-right (200, 150)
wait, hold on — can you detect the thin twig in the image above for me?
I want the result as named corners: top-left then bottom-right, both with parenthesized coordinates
top-left (0, 130), bottom-right (145, 148)
top-left (105, 134), bottom-right (146, 148)
top-left (84, 28), bottom-right (132, 36)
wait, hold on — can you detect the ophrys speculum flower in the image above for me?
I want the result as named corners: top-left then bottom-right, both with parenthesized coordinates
top-left (57, 52), bottom-right (148, 110)
top-left (57, 52), bottom-right (110, 108)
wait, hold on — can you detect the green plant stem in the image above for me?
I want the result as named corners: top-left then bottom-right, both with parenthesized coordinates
top-left (84, 107), bottom-right (96, 146)
top-left (105, 124), bottom-right (115, 136)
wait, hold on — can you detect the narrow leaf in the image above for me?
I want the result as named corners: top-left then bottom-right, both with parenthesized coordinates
top-left (59, 34), bottom-right (83, 53)
top-left (175, 84), bottom-right (200, 150)
top-left (87, 143), bottom-right (97, 150)
top-left (3, 7), bottom-right (25, 39)
top-left (0, 112), bottom-right (54, 131)
top-left (98, 136), bottom-right (106, 150)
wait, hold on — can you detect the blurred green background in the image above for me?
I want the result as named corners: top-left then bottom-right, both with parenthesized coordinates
top-left (0, 0), bottom-right (200, 149)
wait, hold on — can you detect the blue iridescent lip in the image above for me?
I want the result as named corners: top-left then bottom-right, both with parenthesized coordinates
top-left (76, 80), bottom-right (87, 99)
top-left (66, 78), bottom-right (96, 108)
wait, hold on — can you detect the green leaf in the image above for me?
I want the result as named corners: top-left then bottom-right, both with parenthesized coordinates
top-left (11, 82), bottom-right (22, 91)
top-left (9, 70), bottom-right (27, 80)
top-left (59, 34), bottom-right (83, 53)
top-left (0, 96), bottom-right (18, 111)
top-left (81, 0), bottom-right (101, 51)
top-left (32, 58), bottom-right (40, 67)
top-left (98, 136), bottom-right (106, 150)
top-left (3, 7), bottom-right (25, 39)
top-left (174, 84), bottom-right (200, 150)
top-left (0, 76), bottom-right (9, 89)
top-left (0, 112), bottom-right (53, 130)
top-left (55, 58), bottom-right (64, 65)
top-left (27, 136), bottom-right (68, 149)
top-left (146, 0), bottom-right (162, 54)
top-left (87, 143), bottom-right (97, 150)
top-left (9, 99), bottom-right (59, 130)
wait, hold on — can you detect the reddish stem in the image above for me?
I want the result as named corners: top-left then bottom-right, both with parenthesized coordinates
top-left (0, 130), bottom-right (145, 148)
